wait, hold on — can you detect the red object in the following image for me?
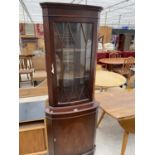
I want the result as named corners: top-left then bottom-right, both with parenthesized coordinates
top-left (19, 23), bottom-right (25, 35)
top-left (35, 24), bottom-right (44, 37)
top-left (97, 52), bottom-right (109, 64)
top-left (121, 51), bottom-right (135, 58)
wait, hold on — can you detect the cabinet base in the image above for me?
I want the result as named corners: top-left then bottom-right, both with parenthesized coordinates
top-left (46, 102), bottom-right (98, 155)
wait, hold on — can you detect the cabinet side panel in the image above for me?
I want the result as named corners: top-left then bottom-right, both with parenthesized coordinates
top-left (19, 129), bottom-right (46, 154)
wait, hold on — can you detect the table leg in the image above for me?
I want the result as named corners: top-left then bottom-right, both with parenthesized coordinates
top-left (97, 110), bottom-right (105, 128)
top-left (121, 131), bottom-right (129, 155)
top-left (119, 116), bottom-right (135, 155)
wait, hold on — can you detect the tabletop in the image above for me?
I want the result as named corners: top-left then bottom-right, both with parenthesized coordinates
top-left (95, 89), bottom-right (135, 119)
top-left (95, 70), bottom-right (126, 88)
top-left (99, 58), bottom-right (132, 65)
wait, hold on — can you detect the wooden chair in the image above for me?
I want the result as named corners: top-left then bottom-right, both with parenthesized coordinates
top-left (113, 57), bottom-right (135, 83)
top-left (108, 52), bottom-right (122, 71)
top-left (19, 55), bottom-right (34, 87)
top-left (109, 51), bottom-right (121, 58)
top-left (32, 54), bottom-right (47, 83)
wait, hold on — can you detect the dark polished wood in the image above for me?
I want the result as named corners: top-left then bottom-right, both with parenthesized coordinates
top-left (46, 102), bottom-right (98, 155)
top-left (41, 2), bottom-right (102, 107)
top-left (41, 3), bottom-right (102, 155)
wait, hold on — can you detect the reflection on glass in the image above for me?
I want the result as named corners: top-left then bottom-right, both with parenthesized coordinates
top-left (54, 22), bottom-right (93, 103)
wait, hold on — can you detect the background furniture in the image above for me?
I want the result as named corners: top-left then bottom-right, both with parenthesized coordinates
top-left (95, 89), bottom-right (135, 155)
top-left (99, 26), bottom-right (112, 44)
top-left (19, 78), bottom-right (48, 98)
top-left (108, 52), bottom-right (122, 70)
top-left (99, 57), bottom-right (135, 72)
top-left (19, 54), bottom-right (34, 87)
top-left (32, 54), bottom-right (47, 82)
top-left (127, 75), bottom-right (135, 89)
top-left (97, 51), bottom-right (135, 65)
top-left (95, 70), bottom-right (126, 90)
top-left (19, 101), bottom-right (48, 155)
top-left (113, 57), bottom-right (135, 83)
top-left (112, 29), bottom-right (135, 51)
top-left (20, 35), bottom-right (38, 55)
top-left (119, 116), bottom-right (135, 155)
top-left (109, 51), bottom-right (121, 58)
top-left (130, 67), bottom-right (135, 72)
top-left (99, 57), bottom-right (134, 65)
top-left (118, 34), bottom-right (126, 51)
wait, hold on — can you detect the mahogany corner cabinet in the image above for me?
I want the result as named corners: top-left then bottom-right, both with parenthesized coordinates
top-left (40, 3), bottom-right (103, 155)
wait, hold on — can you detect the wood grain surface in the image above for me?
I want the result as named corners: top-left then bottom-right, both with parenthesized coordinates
top-left (95, 70), bottom-right (126, 88)
top-left (99, 58), bottom-right (134, 65)
top-left (95, 89), bottom-right (135, 119)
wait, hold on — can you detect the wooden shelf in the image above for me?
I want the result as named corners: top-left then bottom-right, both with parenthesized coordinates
top-left (19, 120), bottom-right (48, 155)
top-left (20, 35), bottom-right (38, 39)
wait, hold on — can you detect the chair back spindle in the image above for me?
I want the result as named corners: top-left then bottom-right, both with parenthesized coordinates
top-left (109, 52), bottom-right (121, 58)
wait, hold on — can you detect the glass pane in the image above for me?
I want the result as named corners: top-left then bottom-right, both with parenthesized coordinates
top-left (54, 22), bottom-right (93, 103)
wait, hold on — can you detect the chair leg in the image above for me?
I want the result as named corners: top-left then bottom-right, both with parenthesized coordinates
top-left (19, 74), bottom-right (21, 88)
top-left (109, 64), bottom-right (113, 71)
top-left (27, 73), bottom-right (29, 80)
top-left (34, 80), bottom-right (38, 86)
top-left (19, 74), bottom-right (21, 81)
top-left (126, 74), bottom-right (131, 86)
top-left (30, 73), bottom-right (33, 86)
top-left (103, 64), bottom-right (107, 70)
top-left (100, 87), bottom-right (104, 92)
top-left (121, 131), bottom-right (129, 155)
top-left (97, 110), bottom-right (105, 128)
